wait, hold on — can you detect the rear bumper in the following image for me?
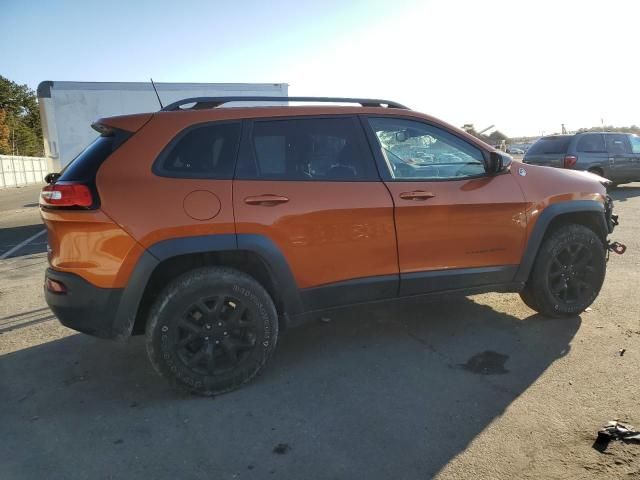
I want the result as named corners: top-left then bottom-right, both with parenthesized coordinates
top-left (44, 268), bottom-right (124, 339)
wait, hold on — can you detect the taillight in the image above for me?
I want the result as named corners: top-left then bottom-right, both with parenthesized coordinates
top-left (40, 183), bottom-right (94, 208)
top-left (45, 277), bottom-right (67, 294)
top-left (564, 155), bottom-right (578, 168)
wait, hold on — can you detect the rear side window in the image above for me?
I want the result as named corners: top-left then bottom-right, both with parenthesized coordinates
top-left (237, 117), bottom-right (377, 181)
top-left (576, 134), bottom-right (606, 153)
top-left (58, 130), bottom-right (130, 181)
top-left (630, 135), bottom-right (640, 154)
top-left (605, 134), bottom-right (630, 155)
top-left (527, 136), bottom-right (572, 155)
top-left (154, 122), bottom-right (241, 178)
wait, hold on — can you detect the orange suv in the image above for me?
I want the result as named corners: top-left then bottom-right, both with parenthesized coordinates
top-left (40, 97), bottom-right (622, 395)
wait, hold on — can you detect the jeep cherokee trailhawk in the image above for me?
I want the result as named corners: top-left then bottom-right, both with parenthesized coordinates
top-left (40, 96), bottom-right (622, 395)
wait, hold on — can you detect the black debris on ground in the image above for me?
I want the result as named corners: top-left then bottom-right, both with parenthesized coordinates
top-left (593, 421), bottom-right (640, 452)
top-left (460, 350), bottom-right (509, 375)
top-left (272, 443), bottom-right (291, 455)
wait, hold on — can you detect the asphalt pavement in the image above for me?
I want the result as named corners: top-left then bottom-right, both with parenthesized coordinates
top-left (0, 184), bottom-right (46, 259)
top-left (0, 183), bottom-right (639, 479)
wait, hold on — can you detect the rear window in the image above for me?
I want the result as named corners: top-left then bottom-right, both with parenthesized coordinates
top-left (527, 136), bottom-right (572, 155)
top-left (154, 122), bottom-right (241, 178)
top-left (58, 134), bottom-right (122, 181)
top-left (605, 134), bottom-right (630, 155)
top-left (237, 117), bottom-right (377, 181)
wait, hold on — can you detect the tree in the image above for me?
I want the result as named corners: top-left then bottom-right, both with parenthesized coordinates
top-left (0, 110), bottom-right (10, 153)
top-left (577, 125), bottom-right (640, 135)
top-left (0, 75), bottom-right (43, 156)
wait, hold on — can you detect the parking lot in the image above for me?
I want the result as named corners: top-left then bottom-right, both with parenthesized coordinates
top-left (1, 183), bottom-right (639, 479)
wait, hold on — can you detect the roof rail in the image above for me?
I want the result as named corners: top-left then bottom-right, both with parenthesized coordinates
top-left (161, 96), bottom-right (409, 111)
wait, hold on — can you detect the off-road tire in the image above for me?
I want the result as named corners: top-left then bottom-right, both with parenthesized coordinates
top-left (146, 267), bottom-right (278, 396)
top-left (519, 224), bottom-right (606, 317)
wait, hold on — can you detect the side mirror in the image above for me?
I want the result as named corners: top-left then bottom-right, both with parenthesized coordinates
top-left (488, 151), bottom-right (512, 174)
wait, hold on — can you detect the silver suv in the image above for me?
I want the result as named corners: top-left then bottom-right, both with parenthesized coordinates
top-left (524, 132), bottom-right (640, 186)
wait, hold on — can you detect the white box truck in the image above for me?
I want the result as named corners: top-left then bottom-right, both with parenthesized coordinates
top-left (37, 81), bottom-right (288, 172)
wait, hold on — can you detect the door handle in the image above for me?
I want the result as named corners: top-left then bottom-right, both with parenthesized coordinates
top-left (399, 191), bottom-right (436, 201)
top-left (244, 194), bottom-right (289, 206)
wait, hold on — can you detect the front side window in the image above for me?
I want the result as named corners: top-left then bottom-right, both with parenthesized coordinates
top-left (577, 134), bottom-right (606, 153)
top-left (154, 122), bottom-right (241, 178)
top-left (367, 117), bottom-right (485, 180)
top-left (605, 134), bottom-right (630, 155)
top-left (630, 135), bottom-right (640, 154)
top-left (238, 117), bottom-right (377, 181)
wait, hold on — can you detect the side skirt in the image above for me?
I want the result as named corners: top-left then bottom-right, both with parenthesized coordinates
top-left (291, 266), bottom-right (522, 327)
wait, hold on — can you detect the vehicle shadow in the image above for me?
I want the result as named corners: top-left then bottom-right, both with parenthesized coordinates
top-left (0, 296), bottom-right (579, 480)
top-left (609, 183), bottom-right (640, 202)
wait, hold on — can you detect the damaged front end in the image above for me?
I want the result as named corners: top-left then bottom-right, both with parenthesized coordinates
top-left (604, 195), bottom-right (626, 256)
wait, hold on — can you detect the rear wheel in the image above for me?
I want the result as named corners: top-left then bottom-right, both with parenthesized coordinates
top-left (519, 224), bottom-right (606, 317)
top-left (146, 267), bottom-right (278, 396)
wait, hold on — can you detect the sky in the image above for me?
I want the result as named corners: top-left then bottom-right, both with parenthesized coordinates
top-left (2, 0), bottom-right (639, 137)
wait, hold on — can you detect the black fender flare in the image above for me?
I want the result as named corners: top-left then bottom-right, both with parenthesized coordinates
top-left (111, 233), bottom-right (303, 339)
top-left (513, 200), bottom-right (607, 283)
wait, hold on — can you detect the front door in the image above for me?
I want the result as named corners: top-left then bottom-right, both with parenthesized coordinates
top-left (233, 116), bottom-right (398, 311)
top-left (364, 116), bottom-right (527, 296)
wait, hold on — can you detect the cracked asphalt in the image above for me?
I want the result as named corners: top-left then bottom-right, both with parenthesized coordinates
top-left (0, 183), bottom-right (639, 479)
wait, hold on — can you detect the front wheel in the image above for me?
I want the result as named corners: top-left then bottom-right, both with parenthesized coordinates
top-left (145, 267), bottom-right (279, 396)
top-left (519, 224), bottom-right (606, 317)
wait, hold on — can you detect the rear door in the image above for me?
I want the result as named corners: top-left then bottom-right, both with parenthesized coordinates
top-left (364, 116), bottom-right (527, 296)
top-left (605, 134), bottom-right (633, 181)
top-left (523, 136), bottom-right (572, 167)
top-left (575, 133), bottom-right (608, 174)
top-left (233, 116), bottom-right (398, 311)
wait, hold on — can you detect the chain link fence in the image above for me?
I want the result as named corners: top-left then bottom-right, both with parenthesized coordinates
top-left (0, 155), bottom-right (48, 188)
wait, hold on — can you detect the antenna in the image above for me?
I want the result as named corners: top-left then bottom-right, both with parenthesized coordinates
top-left (150, 78), bottom-right (163, 109)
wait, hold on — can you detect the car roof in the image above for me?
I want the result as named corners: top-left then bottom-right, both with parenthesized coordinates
top-left (575, 131), bottom-right (631, 135)
top-left (98, 105), bottom-right (496, 153)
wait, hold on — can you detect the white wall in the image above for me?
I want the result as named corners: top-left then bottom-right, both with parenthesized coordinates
top-left (39, 81), bottom-right (288, 171)
top-left (0, 156), bottom-right (47, 188)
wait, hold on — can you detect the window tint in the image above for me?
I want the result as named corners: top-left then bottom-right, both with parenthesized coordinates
top-left (576, 134), bottom-right (606, 153)
top-left (59, 129), bottom-right (131, 181)
top-left (367, 117), bottom-right (485, 180)
top-left (154, 122), bottom-right (241, 178)
top-left (239, 117), bottom-right (377, 181)
top-left (606, 134), bottom-right (630, 155)
top-left (630, 135), bottom-right (640, 154)
top-left (527, 136), bottom-right (572, 155)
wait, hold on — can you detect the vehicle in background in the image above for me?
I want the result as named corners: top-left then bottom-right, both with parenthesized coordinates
top-left (523, 132), bottom-right (640, 186)
top-left (507, 147), bottom-right (525, 154)
top-left (37, 81), bottom-right (288, 172)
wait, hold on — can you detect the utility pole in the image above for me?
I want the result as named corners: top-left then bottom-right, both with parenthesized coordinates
top-left (561, 124), bottom-right (567, 134)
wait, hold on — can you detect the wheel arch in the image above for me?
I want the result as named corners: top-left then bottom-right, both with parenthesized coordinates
top-left (114, 234), bottom-right (303, 338)
top-left (514, 200), bottom-right (607, 283)
top-left (587, 165), bottom-right (605, 177)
